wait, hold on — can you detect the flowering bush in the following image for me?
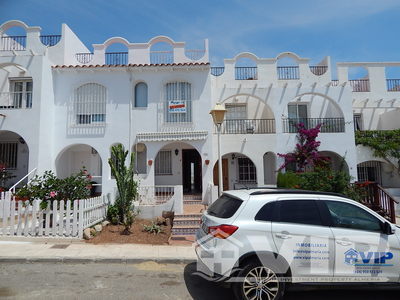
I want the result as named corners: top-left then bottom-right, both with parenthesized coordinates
top-left (15, 169), bottom-right (93, 209)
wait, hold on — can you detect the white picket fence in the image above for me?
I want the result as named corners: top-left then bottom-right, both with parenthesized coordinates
top-left (0, 192), bottom-right (108, 238)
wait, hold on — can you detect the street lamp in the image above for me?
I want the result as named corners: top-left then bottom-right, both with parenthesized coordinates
top-left (210, 103), bottom-right (227, 197)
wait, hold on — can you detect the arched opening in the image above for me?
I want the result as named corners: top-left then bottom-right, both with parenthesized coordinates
top-left (150, 42), bottom-right (173, 64)
top-left (1, 25), bottom-right (26, 51)
top-left (348, 66), bottom-right (370, 92)
top-left (105, 42), bottom-right (128, 65)
top-left (213, 152), bottom-right (257, 191)
top-left (319, 151), bottom-right (349, 174)
top-left (134, 82), bottom-right (148, 108)
top-left (154, 142), bottom-right (202, 194)
top-left (285, 93), bottom-right (345, 133)
top-left (263, 152), bottom-right (276, 185)
top-left (385, 66), bottom-right (400, 92)
top-left (56, 144), bottom-right (102, 195)
top-left (0, 130), bottom-right (29, 189)
top-left (277, 55), bottom-right (299, 80)
top-left (0, 64), bottom-right (32, 109)
top-left (132, 143), bottom-right (147, 174)
top-left (221, 94), bottom-right (275, 134)
top-left (235, 56), bottom-right (258, 80)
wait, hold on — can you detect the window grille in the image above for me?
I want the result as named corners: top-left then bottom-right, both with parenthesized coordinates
top-left (155, 150), bottom-right (172, 175)
top-left (357, 161), bottom-right (382, 184)
top-left (74, 83), bottom-right (106, 125)
top-left (0, 142), bottom-right (18, 169)
top-left (165, 82), bottom-right (192, 123)
top-left (238, 157), bottom-right (257, 183)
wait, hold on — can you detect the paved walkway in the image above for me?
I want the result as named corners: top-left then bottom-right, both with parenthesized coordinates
top-left (0, 239), bottom-right (197, 263)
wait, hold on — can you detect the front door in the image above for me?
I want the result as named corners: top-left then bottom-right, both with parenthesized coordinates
top-left (213, 159), bottom-right (229, 191)
top-left (182, 149), bottom-right (202, 194)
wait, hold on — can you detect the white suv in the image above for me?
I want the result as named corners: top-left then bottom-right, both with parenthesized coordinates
top-left (195, 189), bottom-right (400, 300)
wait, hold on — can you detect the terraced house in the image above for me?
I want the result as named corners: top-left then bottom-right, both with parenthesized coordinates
top-left (1, 20), bottom-right (399, 229)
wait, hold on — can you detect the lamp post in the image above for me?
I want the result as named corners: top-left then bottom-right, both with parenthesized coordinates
top-left (210, 103), bottom-right (227, 197)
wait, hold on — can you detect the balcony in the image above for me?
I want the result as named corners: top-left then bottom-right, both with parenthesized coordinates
top-left (310, 65), bottom-right (328, 76)
top-left (283, 118), bottom-right (345, 133)
top-left (40, 35), bottom-right (61, 47)
top-left (0, 36), bottom-right (26, 51)
top-left (105, 52), bottom-right (128, 65)
top-left (210, 67), bottom-right (225, 76)
top-left (277, 66), bottom-right (299, 80)
top-left (150, 51), bottom-right (174, 64)
top-left (75, 53), bottom-right (94, 64)
top-left (0, 92), bottom-right (32, 109)
top-left (235, 67), bottom-right (258, 80)
top-left (218, 119), bottom-right (275, 134)
top-left (387, 79), bottom-right (400, 92)
top-left (349, 79), bottom-right (370, 92)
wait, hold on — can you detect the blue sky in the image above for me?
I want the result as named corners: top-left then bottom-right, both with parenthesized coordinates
top-left (2, 0), bottom-right (400, 70)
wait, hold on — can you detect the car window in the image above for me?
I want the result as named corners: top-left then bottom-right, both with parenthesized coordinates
top-left (207, 194), bottom-right (243, 219)
top-left (278, 200), bottom-right (323, 226)
top-left (255, 201), bottom-right (277, 222)
top-left (325, 200), bottom-right (382, 232)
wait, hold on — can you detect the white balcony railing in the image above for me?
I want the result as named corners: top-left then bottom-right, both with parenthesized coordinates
top-left (0, 92), bottom-right (32, 109)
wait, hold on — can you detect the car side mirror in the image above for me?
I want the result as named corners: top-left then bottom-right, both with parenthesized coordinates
top-left (382, 222), bottom-right (395, 235)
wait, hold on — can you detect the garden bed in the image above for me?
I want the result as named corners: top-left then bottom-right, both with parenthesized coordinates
top-left (86, 218), bottom-right (171, 245)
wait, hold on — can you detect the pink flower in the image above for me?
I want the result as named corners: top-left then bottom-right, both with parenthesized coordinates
top-left (87, 175), bottom-right (93, 180)
top-left (86, 185), bottom-right (92, 190)
top-left (49, 191), bottom-right (58, 198)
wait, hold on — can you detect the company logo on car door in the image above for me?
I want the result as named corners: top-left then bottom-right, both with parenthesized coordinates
top-left (344, 248), bottom-right (394, 266)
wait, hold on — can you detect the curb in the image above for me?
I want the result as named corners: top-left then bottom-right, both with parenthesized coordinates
top-left (0, 257), bottom-right (197, 264)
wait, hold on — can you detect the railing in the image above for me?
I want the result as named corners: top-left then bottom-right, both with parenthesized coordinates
top-left (9, 168), bottom-right (37, 194)
top-left (310, 65), bottom-right (328, 76)
top-left (283, 118), bottom-right (345, 133)
top-left (40, 35), bottom-right (61, 46)
top-left (235, 67), bottom-right (258, 80)
top-left (105, 52), bottom-right (128, 65)
top-left (331, 80), bottom-right (339, 86)
top-left (359, 182), bottom-right (398, 223)
top-left (211, 67), bottom-right (225, 76)
top-left (277, 66), bottom-right (299, 80)
top-left (81, 195), bottom-right (108, 229)
top-left (0, 36), bottom-right (26, 51)
top-left (219, 119), bottom-right (275, 134)
top-left (349, 79), bottom-right (370, 92)
top-left (0, 92), bottom-right (33, 109)
top-left (185, 49), bottom-right (205, 60)
top-left (387, 79), bottom-right (400, 92)
top-left (150, 50), bottom-right (174, 64)
top-left (136, 185), bottom-right (175, 205)
top-left (75, 52), bottom-right (93, 64)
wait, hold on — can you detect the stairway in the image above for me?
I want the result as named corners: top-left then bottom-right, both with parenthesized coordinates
top-left (170, 194), bottom-right (204, 245)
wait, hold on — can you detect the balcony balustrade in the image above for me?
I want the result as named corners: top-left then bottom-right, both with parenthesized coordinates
top-left (283, 118), bottom-right (345, 133)
top-left (185, 49), bottom-right (205, 61)
top-left (0, 92), bottom-right (32, 109)
top-left (218, 119), bottom-right (275, 134)
top-left (211, 67), bottom-right (225, 76)
top-left (387, 79), bottom-right (400, 92)
top-left (40, 35), bottom-right (61, 47)
top-left (0, 36), bottom-right (26, 51)
top-left (75, 53), bottom-right (94, 64)
top-left (310, 65), bottom-right (328, 76)
top-left (150, 50), bottom-right (174, 64)
top-left (105, 52), bottom-right (128, 65)
top-left (235, 67), bottom-right (258, 80)
top-left (349, 79), bottom-right (370, 92)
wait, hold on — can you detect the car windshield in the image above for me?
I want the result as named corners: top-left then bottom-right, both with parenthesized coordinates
top-left (207, 194), bottom-right (243, 219)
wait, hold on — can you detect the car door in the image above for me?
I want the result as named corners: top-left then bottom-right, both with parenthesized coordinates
top-left (321, 199), bottom-right (400, 282)
top-left (271, 198), bottom-right (335, 279)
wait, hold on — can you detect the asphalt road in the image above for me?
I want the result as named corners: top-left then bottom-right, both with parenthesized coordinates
top-left (0, 262), bottom-right (399, 299)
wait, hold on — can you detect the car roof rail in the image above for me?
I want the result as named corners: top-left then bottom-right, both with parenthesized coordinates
top-left (249, 188), bottom-right (347, 198)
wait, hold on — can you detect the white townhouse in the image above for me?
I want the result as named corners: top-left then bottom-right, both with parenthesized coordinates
top-left (1, 20), bottom-right (400, 210)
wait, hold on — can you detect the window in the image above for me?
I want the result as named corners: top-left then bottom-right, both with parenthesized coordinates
top-left (287, 103), bottom-right (307, 132)
top-left (226, 104), bottom-right (247, 120)
top-left (325, 200), bottom-right (382, 232)
top-left (134, 82), bottom-right (148, 107)
top-left (155, 150), bottom-right (172, 175)
top-left (255, 201), bottom-right (278, 222)
top-left (74, 83), bottom-right (106, 125)
top-left (9, 79), bottom-right (32, 108)
top-left (0, 142), bottom-right (18, 169)
top-left (357, 161), bottom-right (382, 184)
top-left (238, 157), bottom-right (257, 183)
top-left (353, 113), bottom-right (363, 131)
top-left (278, 200), bottom-right (323, 226)
top-left (207, 194), bottom-right (243, 219)
top-left (165, 82), bottom-right (192, 123)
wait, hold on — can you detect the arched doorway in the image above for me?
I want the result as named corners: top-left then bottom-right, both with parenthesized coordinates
top-left (56, 144), bottom-right (102, 194)
top-left (0, 130), bottom-right (29, 189)
top-left (213, 152), bottom-right (257, 191)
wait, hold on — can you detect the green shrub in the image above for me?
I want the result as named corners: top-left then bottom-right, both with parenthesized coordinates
top-left (107, 204), bottom-right (120, 225)
top-left (277, 171), bottom-right (301, 189)
top-left (143, 222), bottom-right (163, 235)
